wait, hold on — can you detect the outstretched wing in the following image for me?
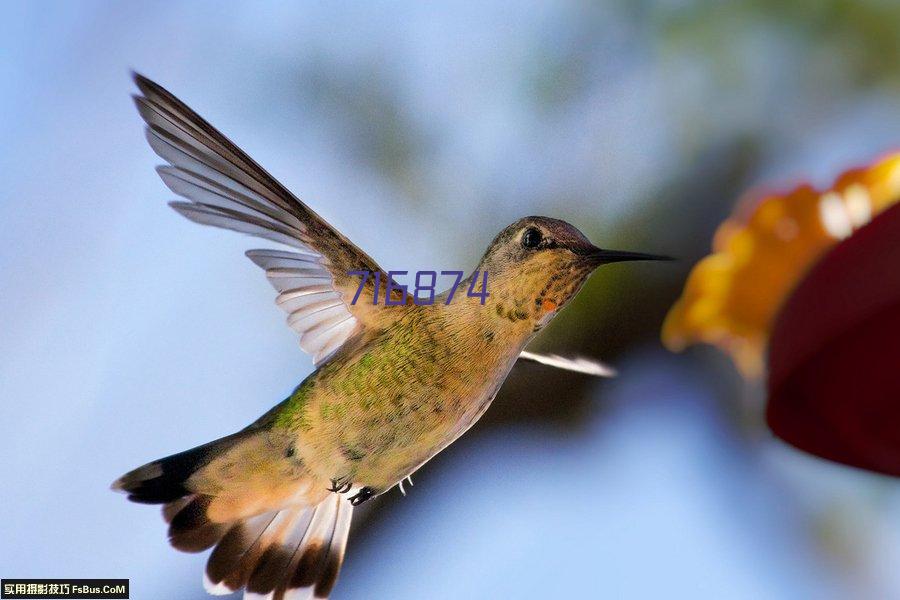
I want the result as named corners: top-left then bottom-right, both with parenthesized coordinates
top-left (518, 351), bottom-right (617, 377)
top-left (132, 73), bottom-right (393, 365)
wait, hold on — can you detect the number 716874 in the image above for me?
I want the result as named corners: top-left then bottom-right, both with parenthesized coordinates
top-left (347, 270), bottom-right (489, 306)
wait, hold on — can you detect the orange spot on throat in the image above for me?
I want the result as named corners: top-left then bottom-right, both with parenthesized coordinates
top-left (541, 299), bottom-right (558, 313)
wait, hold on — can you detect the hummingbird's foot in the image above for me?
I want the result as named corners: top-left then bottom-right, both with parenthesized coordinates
top-left (349, 487), bottom-right (375, 506)
top-left (327, 477), bottom-right (353, 494)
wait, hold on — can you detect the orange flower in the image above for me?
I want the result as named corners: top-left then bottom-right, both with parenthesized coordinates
top-left (662, 153), bottom-right (900, 377)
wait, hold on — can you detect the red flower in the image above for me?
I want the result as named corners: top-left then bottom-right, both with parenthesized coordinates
top-left (664, 153), bottom-right (900, 474)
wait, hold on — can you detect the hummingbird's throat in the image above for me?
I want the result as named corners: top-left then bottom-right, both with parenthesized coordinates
top-left (534, 300), bottom-right (559, 330)
top-left (540, 299), bottom-right (558, 313)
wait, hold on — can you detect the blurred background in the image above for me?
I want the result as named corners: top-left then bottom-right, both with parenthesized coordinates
top-left (3, 1), bottom-right (900, 598)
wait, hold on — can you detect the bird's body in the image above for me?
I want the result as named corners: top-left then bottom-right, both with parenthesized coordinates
top-left (113, 73), bottom-right (667, 600)
top-left (270, 306), bottom-right (514, 493)
top-left (266, 276), bottom-right (542, 490)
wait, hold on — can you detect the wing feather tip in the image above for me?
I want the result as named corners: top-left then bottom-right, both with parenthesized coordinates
top-left (130, 93), bottom-right (146, 111)
top-left (132, 71), bottom-right (164, 97)
top-left (245, 249), bottom-right (269, 268)
top-left (167, 200), bottom-right (192, 210)
top-left (518, 351), bottom-right (617, 378)
top-left (130, 69), bottom-right (146, 86)
top-left (168, 201), bottom-right (201, 222)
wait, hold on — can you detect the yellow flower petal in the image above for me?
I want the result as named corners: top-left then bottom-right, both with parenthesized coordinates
top-left (663, 152), bottom-right (900, 378)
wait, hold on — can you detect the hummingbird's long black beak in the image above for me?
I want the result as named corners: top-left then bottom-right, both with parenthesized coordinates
top-left (585, 247), bottom-right (674, 264)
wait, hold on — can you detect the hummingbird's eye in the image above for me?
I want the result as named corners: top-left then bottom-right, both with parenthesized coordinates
top-left (521, 227), bottom-right (542, 249)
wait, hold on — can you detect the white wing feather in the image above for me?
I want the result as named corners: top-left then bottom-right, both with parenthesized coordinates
top-left (518, 351), bottom-right (617, 378)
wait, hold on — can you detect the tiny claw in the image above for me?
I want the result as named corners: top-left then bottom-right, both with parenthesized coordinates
top-left (349, 487), bottom-right (375, 506)
top-left (328, 478), bottom-right (353, 493)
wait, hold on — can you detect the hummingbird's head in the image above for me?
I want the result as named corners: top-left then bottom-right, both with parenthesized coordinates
top-left (477, 216), bottom-right (670, 330)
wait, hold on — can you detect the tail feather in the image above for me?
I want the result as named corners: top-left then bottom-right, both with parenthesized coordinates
top-left (309, 496), bottom-right (352, 599)
top-left (169, 495), bottom-right (231, 553)
top-left (205, 511), bottom-right (280, 594)
top-left (162, 496), bottom-right (194, 524)
top-left (111, 431), bottom-right (249, 504)
top-left (278, 499), bottom-right (338, 599)
top-left (204, 496), bottom-right (353, 600)
top-left (113, 430), bottom-right (353, 599)
top-left (245, 509), bottom-right (315, 598)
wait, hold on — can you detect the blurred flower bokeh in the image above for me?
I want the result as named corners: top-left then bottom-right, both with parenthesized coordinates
top-left (664, 145), bottom-right (900, 493)
top-left (663, 153), bottom-right (900, 377)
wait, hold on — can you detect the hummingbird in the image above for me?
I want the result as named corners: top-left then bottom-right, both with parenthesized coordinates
top-left (113, 73), bottom-right (669, 600)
